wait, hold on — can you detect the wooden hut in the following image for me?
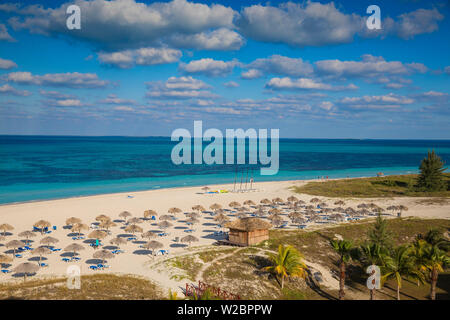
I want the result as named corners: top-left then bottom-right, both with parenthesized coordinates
top-left (224, 217), bottom-right (272, 246)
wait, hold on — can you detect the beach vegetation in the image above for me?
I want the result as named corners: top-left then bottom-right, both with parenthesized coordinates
top-left (416, 150), bottom-right (448, 192)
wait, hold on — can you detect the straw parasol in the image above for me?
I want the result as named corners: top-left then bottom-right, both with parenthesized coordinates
top-left (305, 205), bottom-right (315, 210)
top-left (33, 220), bottom-right (51, 234)
top-left (6, 239), bottom-right (23, 257)
top-left (192, 205), bottom-right (206, 213)
top-left (144, 240), bottom-right (163, 255)
top-left (0, 254), bottom-right (12, 266)
top-left (110, 237), bottom-right (127, 246)
top-left (272, 197), bottom-right (284, 204)
top-left (127, 217), bottom-right (142, 224)
top-left (293, 216), bottom-right (307, 225)
top-left (71, 223), bottom-right (89, 237)
top-left (287, 196), bottom-right (298, 203)
top-left (260, 198), bottom-right (271, 205)
top-left (96, 214), bottom-right (111, 223)
top-left (181, 235), bottom-right (199, 246)
top-left (141, 231), bottom-right (157, 240)
top-left (254, 209), bottom-right (266, 217)
top-left (40, 236), bottom-right (59, 247)
top-left (334, 200), bottom-right (345, 206)
top-left (310, 198), bottom-right (320, 203)
top-left (99, 220), bottom-right (117, 232)
top-left (201, 186), bottom-right (210, 192)
top-left (268, 208), bottom-right (281, 215)
top-left (186, 218), bottom-right (199, 226)
top-left (229, 201), bottom-right (241, 208)
top-left (31, 246), bottom-right (51, 266)
top-left (209, 203), bottom-right (222, 212)
top-left (119, 211), bottom-right (132, 220)
top-left (168, 207), bottom-right (182, 215)
top-left (88, 230), bottom-right (107, 241)
top-left (0, 223), bottom-right (14, 236)
top-left (18, 230), bottom-right (36, 245)
top-left (243, 200), bottom-right (256, 206)
top-left (296, 200), bottom-right (306, 205)
top-left (66, 217), bottom-right (82, 226)
top-left (186, 212), bottom-right (200, 219)
top-left (214, 213), bottom-right (228, 222)
top-left (159, 214), bottom-right (174, 221)
top-left (271, 215), bottom-right (285, 228)
top-left (64, 243), bottom-right (85, 256)
top-left (124, 224), bottom-right (143, 234)
top-left (144, 210), bottom-right (157, 218)
top-left (236, 212), bottom-right (247, 219)
top-left (93, 249), bottom-right (114, 265)
top-left (158, 221), bottom-right (173, 229)
top-left (397, 205), bottom-right (408, 217)
top-left (13, 262), bottom-right (39, 281)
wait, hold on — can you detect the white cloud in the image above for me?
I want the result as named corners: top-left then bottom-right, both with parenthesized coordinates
top-left (98, 47), bottom-right (182, 68)
top-left (224, 81), bottom-right (239, 88)
top-left (246, 55), bottom-right (313, 77)
top-left (394, 8), bottom-right (444, 39)
top-left (265, 77), bottom-right (357, 91)
top-left (315, 54), bottom-right (428, 79)
top-left (240, 69), bottom-right (263, 79)
top-left (100, 94), bottom-right (136, 105)
top-left (339, 93), bottom-right (414, 107)
top-left (6, 71), bottom-right (109, 88)
top-left (55, 99), bottom-right (83, 107)
top-left (5, 0), bottom-right (237, 50)
top-left (146, 76), bottom-right (216, 99)
top-left (179, 58), bottom-right (239, 77)
top-left (0, 57), bottom-right (17, 69)
top-left (0, 84), bottom-right (31, 96)
top-left (39, 90), bottom-right (75, 99)
top-left (168, 28), bottom-right (244, 50)
top-left (0, 23), bottom-right (15, 42)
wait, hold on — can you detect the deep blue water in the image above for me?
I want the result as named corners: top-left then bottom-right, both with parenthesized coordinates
top-left (0, 136), bottom-right (449, 204)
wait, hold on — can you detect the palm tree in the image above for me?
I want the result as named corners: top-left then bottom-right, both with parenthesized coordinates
top-left (423, 245), bottom-right (450, 300)
top-left (410, 239), bottom-right (429, 286)
top-left (381, 245), bottom-right (424, 300)
top-left (329, 239), bottom-right (355, 300)
top-left (358, 243), bottom-right (389, 300)
top-left (423, 228), bottom-right (450, 252)
top-left (264, 244), bottom-right (308, 289)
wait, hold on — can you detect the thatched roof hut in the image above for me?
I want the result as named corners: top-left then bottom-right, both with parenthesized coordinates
top-left (224, 218), bottom-right (272, 246)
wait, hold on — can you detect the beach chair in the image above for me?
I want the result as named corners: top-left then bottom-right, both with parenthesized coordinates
top-left (1, 269), bottom-right (10, 273)
top-left (62, 258), bottom-right (70, 262)
top-left (89, 265), bottom-right (98, 270)
top-left (151, 216), bottom-right (156, 220)
top-left (51, 248), bottom-right (61, 252)
top-left (71, 257), bottom-right (81, 261)
top-left (39, 262), bottom-right (49, 267)
top-left (53, 226), bottom-right (57, 231)
top-left (15, 254), bottom-right (22, 258)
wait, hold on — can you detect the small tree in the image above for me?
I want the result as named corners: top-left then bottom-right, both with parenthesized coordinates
top-left (329, 239), bottom-right (357, 300)
top-left (368, 213), bottom-right (393, 251)
top-left (423, 246), bottom-right (450, 300)
top-left (417, 150), bottom-right (447, 191)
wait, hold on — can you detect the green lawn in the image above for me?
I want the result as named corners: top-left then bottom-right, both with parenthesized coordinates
top-left (291, 174), bottom-right (450, 198)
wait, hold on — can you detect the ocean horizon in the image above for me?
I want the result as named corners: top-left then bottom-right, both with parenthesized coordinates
top-left (1, 135), bottom-right (449, 205)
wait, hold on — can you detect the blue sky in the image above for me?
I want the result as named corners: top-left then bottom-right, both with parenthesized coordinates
top-left (0, 0), bottom-right (449, 138)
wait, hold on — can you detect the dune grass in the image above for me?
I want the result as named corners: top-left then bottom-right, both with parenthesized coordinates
top-left (291, 174), bottom-right (450, 198)
top-left (0, 274), bottom-right (163, 300)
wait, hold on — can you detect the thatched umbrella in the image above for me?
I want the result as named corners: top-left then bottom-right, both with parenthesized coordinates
top-left (201, 186), bottom-right (210, 192)
top-left (254, 209), bottom-right (266, 217)
top-left (345, 207), bottom-right (356, 215)
top-left (0, 254), bottom-right (12, 267)
top-left (13, 262), bottom-right (39, 282)
top-left (209, 203), bottom-right (222, 212)
top-left (96, 214), bottom-right (111, 223)
top-left (305, 205), bottom-right (315, 210)
top-left (110, 237), bottom-right (127, 246)
top-left (260, 198), bottom-right (271, 205)
top-left (293, 216), bottom-right (307, 225)
top-left (357, 203), bottom-right (369, 209)
top-left (229, 201), bottom-right (241, 208)
top-left (127, 217), bottom-right (142, 225)
top-left (32, 246), bottom-right (51, 267)
top-left (236, 212), bottom-right (247, 219)
top-left (159, 214), bottom-right (173, 221)
top-left (64, 243), bottom-right (85, 257)
top-left (158, 221), bottom-right (173, 229)
top-left (186, 212), bottom-right (200, 219)
top-left (287, 196), bottom-right (298, 203)
top-left (99, 220), bottom-right (117, 232)
top-left (124, 224), bottom-right (143, 235)
top-left (65, 217), bottom-right (82, 226)
top-left (310, 198), bottom-right (320, 203)
top-left (288, 211), bottom-right (302, 222)
top-left (397, 205), bottom-right (408, 217)
top-left (358, 209), bottom-right (370, 216)
top-left (40, 236), bottom-right (59, 247)
top-left (271, 215), bottom-right (285, 228)
top-left (144, 210), bottom-right (157, 218)
top-left (186, 218), bottom-right (199, 226)
top-left (296, 200), bottom-right (306, 205)
top-left (6, 239), bottom-right (23, 258)
top-left (334, 200), bottom-right (345, 206)
top-left (18, 230), bottom-right (36, 245)
top-left (237, 206), bottom-right (250, 213)
top-left (213, 213), bottom-right (228, 222)
top-left (119, 211), bottom-right (132, 220)
top-left (93, 249), bottom-right (114, 265)
top-left (33, 220), bottom-right (51, 234)
top-left (0, 223), bottom-right (14, 236)
top-left (181, 235), bottom-right (199, 246)
top-left (192, 205), bottom-right (206, 213)
top-left (144, 240), bottom-right (163, 255)
top-left (88, 230), bottom-right (107, 241)
top-left (142, 231), bottom-right (157, 240)
top-left (268, 208), bottom-right (281, 215)
top-left (272, 197), bottom-right (283, 205)
top-left (333, 207), bottom-right (344, 212)
top-left (168, 207), bottom-right (182, 215)
top-left (71, 223), bottom-right (89, 237)
top-left (243, 200), bottom-right (256, 206)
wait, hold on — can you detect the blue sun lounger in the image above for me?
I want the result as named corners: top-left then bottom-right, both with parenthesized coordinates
top-left (1, 269), bottom-right (10, 273)
top-left (89, 265), bottom-right (98, 270)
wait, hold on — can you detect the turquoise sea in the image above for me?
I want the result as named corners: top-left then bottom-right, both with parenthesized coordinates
top-left (0, 136), bottom-right (449, 204)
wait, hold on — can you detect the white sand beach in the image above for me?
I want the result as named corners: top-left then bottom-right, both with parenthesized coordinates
top-left (0, 178), bottom-right (449, 294)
